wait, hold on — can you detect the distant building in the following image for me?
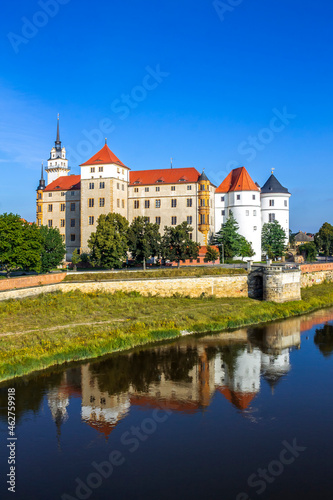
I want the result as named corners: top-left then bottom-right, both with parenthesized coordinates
top-left (294, 231), bottom-right (315, 246)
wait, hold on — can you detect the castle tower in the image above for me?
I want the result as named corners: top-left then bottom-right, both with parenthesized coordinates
top-left (198, 170), bottom-right (211, 245)
top-left (260, 171), bottom-right (291, 245)
top-left (45, 115), bottom-right (70, 185)
top-left (215, 167), bottom-right (262, 260)
top-left (36, 162), bottom-right (45, 226)
top-left (79, 141), bottom-right (130, 252)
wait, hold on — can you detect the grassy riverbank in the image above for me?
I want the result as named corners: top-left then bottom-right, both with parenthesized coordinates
top-left (64, 266), bottom-right (247, 281)
top-left (1, 282), bottom-right (333, 383)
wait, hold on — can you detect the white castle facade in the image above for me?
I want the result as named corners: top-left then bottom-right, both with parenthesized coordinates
top-left (36, 119), bottom-right (290, 261)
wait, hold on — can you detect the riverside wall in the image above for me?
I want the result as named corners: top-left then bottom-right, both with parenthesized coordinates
top-left (300, 263), bottom-right (333, 288)
top-left (0, 275), bottom-right (248, 301)
top-left (0, 273), bottom-right (67, 292)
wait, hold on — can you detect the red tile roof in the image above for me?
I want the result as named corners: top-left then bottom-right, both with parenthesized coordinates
top-left (129, 167), bottom-right (201, 186)
top-left (217, 386), bottom-right (258, 410)
top-left (80, 144), bottom-right (128, 168)
top-left (216, 167), bottom-right (259, 193)
top-left (44, 175), bottom-right (81, 192)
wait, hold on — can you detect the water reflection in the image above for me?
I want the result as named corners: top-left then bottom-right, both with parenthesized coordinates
top-left (314, 324), bottom-right (333, 357)
top-left (40, 312), bottom-right (329, 438)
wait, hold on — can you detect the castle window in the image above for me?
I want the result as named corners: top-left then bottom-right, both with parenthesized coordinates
top-left (145, 200), bottom-right (150, 209)
top-left (71, 191), bottom-right (75, 196)
top-left (189, 233), bottom-right (193, 240)
top-left (187, 185), bottom-right (192, 190)
top-left (37, 206), bottom-right (41, 213)
top-left (155, 199), bottom-right (161, 208)
top-left (117, 168), bottom-right (120, 173)
top-left (60, 203), bottom-right (66, 211)
top-left (90, 167), bottom-right (95, 173)
top-left (48, 193), bottom-right (52, 197)
top-left (38, 193), bottom-right (42, 199)
top-left (134, 200), bottom-right (139, 209)
top-left (187, 216), bottom-right (192, 225)
top-left (254, 226), bottom-right (257, 231)
top-left (252, 195), bottom-right (256, 200)
top-left (122, 169), bottom-right (124, 175)
top-left (48, 220), bottom-right (53, 227)
top-left (88, 198), bottom-right (94, 208)
top-left (70, 219), bottom-right (75, 227)
top-left (61, 192), bottom-right (65, 196)
top-left (134, 187), bottom-right (139, 193)
top-left (145, 187), bottom-right (149, 192)
top-left (48, 204), bottom-right (53, 212)
top-left (171, 186), bottom-right (176, 191)
top-left (171, 199), bottom-right (177, 208)
top-left (200, 199), bottom-right (205, 207)
top-left (246, 210), bottom-right (249, 216)
top-left (237, 194), bottom-right (240, 200)
top-left (61, 234), bottom-right (65, 241)
top-left (171, 216), bottom-right (177, 225)
top-left (99, 198), bottom-right (105, 207)
top-left (187, 199), bottom-right (192, 207)
top-left (221, 196), bottom-right (224, 201)
top-left (117, 183), bottom-right (120, 189)
top-left (269, 199), bottom-right (274, 207)
top-left (269, 213), bottom-right (276, 222)
top-left (99, 182), bottom-right (105, 189)
top-left (221, 210), bottom-right (225, 216)
top-left (284, 200), bottom-right (288, 207)
top-left (253, 210), bottom-right (257, 216)
top-left (122, 184), bottom-right (124, 191)
top-left (89, 182), bottom-right (94, 189)
top-left (88, 216), bottom-right (94, 225)
top-left (122, 200), bottom-right (125, 208)
top-left (117, 199), bottom-right (120, 208)
top-left (146, 217), bottom-right (150, 223)
top-left (156, 186), bottom-right (160, 191)
top-left (70, 203), bottom-right (75, 211)
top-left (60, 219), bottom-right (65, 227)
top-left (155, 217), bottom-right (161, 225)
top-left (99, 166), bottom-right (103, 172)
top-left (70, 234), bottom-right (75, 241)
top-left (200, 214), bottom-right (206, 224)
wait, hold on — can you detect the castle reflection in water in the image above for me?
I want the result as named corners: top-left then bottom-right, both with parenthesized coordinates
top-left (47, 312), bottom-right (330, 440)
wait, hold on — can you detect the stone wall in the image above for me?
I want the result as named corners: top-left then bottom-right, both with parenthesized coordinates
top-left (263, 267), bottom-right (301, 303)
top-left (301, 269), bottom-right (333, 288)
top-left (0, 273), bottom-right (67, 292)
top-left (0, 274), bottom-right (248, 301)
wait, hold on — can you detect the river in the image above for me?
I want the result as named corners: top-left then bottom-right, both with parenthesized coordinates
top-left (1, 307), bottom-right (333, 500)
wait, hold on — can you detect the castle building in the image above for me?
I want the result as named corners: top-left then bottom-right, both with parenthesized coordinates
top-left (214, 167), bottom-right (262, 261)
top-left (36, 120), bottom-right (290, 261)
top-left (260, 172), bottom-right (291, 245)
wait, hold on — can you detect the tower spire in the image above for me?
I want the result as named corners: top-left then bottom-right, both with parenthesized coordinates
top-left (37, 161), bottom-right (46, 191)
top-left (55, 114), bottom-right (61, 151)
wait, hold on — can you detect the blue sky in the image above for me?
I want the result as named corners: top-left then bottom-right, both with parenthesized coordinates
top-left (0, 0), bottom-right (332, 232)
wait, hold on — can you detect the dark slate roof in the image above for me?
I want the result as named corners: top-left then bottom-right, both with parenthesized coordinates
top-left (261, 174), bottom-right (289, 194)
top-left (295, 232), bottom-right (314, 242)
top-left (198, 170), bottom-right (209, 182)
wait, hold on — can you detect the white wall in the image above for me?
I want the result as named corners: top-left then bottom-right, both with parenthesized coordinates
top-left (215, 190), bottom-right (262, 260)
top-left (81, 163), bottom-right (129, 181)
top-left (261, 192), bottom-right (290, 244)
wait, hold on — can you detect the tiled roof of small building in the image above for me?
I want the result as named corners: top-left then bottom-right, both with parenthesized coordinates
top-left (261, 174), bottom-right (289, 194)
top-left (80, 144), bottom-right (128, 168)
top-left (44, 175), bottom-right (81, 192)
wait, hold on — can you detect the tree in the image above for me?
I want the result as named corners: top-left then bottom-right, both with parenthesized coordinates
top-left (262, 220), bottom-right (286, 260)
top-left (298, 242), bottom-right (317, 262)
top-left (214, 211), bottom-right (254, 262)
top-left (39, 225), bottom-right (66, 273)
top-left (71, 249), bottom-right (81, 272)
top-left (162, 222), bottom-right (200, 267)
top-left (204, 246), bottom-right (220, 264)
top-left (88, 213), bottom-right (129, 269)
top-left (238, 236), bottom-right (255, 261)
top-left (0, 213), bottom-right (43, 277)
top-left (315, 222), bottom-right (333, 261)
top-left (128, 217), bottom-right (161, 270)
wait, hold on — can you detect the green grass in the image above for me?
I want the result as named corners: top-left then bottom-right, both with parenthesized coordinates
top-left (64, 266), bottom-right (247, 282)
top-left (1, 282), bottom-right (333, 383)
